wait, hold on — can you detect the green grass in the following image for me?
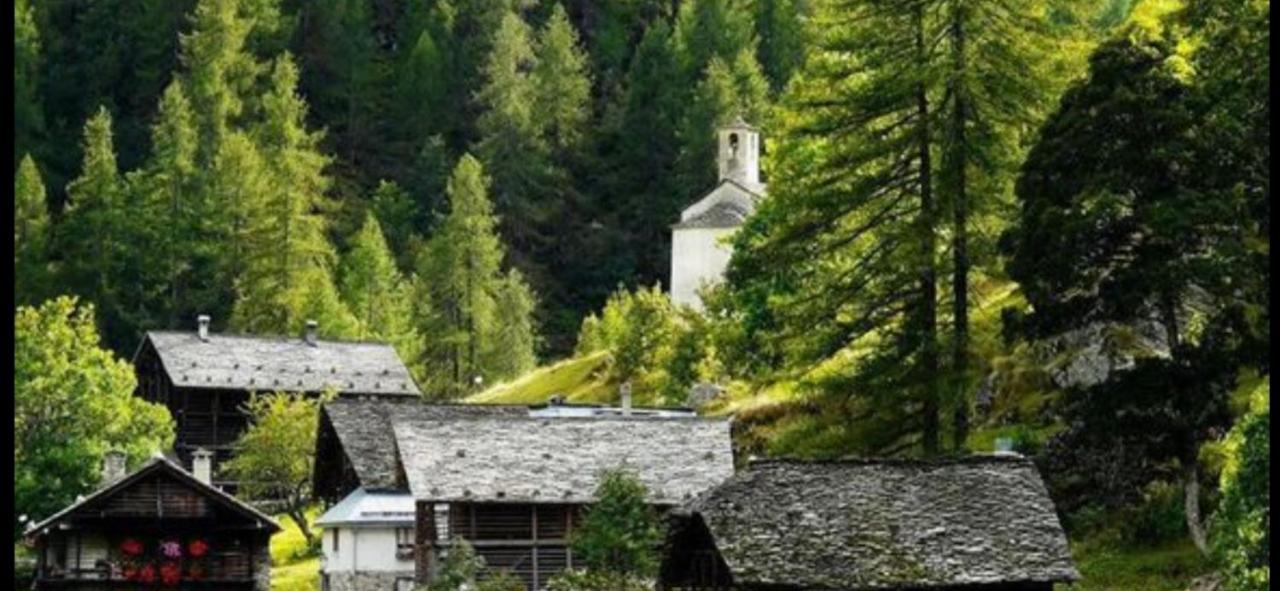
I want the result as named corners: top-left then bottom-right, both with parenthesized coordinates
top-left (1062, 535), bottom-right (1213, 591)
top-left (270, 507), bottom-right (321, 591)
top-left (470, 351), bottom-right (616, 405)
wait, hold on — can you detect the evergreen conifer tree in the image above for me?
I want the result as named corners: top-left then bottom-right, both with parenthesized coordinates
top-left (340, 212), bottom-right (422, 365)
top-left (15, 154), bottom-right (50, 307)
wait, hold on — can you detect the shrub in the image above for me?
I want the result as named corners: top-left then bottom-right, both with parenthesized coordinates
top-left (1211, 380), bottom-right (1269, 591)
top-left (545, 569), bottom-right (650, 591)
top-left (570, 470), bottom-right (662, 578)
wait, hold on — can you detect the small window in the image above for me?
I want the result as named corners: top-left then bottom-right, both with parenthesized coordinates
top-left (395, 527), bottom-right (414, 548)
top-left (331, 529), bottom-right (339, 552)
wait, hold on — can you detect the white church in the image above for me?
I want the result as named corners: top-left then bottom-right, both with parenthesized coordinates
top-left (670, 117), bottom-right (766, 310)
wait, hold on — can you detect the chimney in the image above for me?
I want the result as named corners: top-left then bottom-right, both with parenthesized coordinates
top-left (191, 448), bottom-right (214, 485)
top-left (102, 450), bottom-right (127, 485)
top-left (304, 320), bottom-right (318, 346)
top-left (993, 437), bottom-right (1018, 455)
top-left (620, 382), bottom-right (632, 416)
top-left (197, 315), bottom-right (211, 341)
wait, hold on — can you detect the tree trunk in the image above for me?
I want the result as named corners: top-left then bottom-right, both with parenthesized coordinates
top-left (915, 2), bottom-right (940, 457)
top-left (1182, 456), bottom-right (1209, 556)
top-left (290, 508), bottom-right (316, 547)
top-left (948, 0), bottom-right (971, 453)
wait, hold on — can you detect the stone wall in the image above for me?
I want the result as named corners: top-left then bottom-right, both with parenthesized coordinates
top-left (326, 571), bottom-right (416, 591)
top-left (253, 539), bottom-right (271, 591)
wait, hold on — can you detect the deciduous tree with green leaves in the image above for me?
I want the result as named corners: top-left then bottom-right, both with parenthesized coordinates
top-left (15, 296), bottom-right (174, 538)
top-left (568, 470), bottom-right (662, 580)
top-left (225, 390), bottom-right (331, 546)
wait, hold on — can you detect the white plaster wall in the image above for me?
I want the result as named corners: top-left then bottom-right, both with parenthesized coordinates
top-left (321, 527), bottom-right (415, 574)
top-left (671, 227), bottom-right (736, 311)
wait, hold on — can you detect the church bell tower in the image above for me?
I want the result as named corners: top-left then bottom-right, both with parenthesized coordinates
top-left (716, 116), bottom-right (761, 187)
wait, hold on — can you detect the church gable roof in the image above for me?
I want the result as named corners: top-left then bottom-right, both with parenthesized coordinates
top-left (675, 179), bottom-right (764, 230)
top-left (677, 456), bottom-right (1079, 589)
top-left (142, 330), bottom-right (421, 397)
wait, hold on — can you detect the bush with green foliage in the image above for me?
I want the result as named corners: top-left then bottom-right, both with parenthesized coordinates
top-left (1212, 381), bottom-right (1269, 591)
top-left (574, 285), bottom-right (720, 405)
top-left (569, 470), bottom-right (661, 579)
top-left (420, 537), bottom-right (524, 591)
top-left (544, 569), bottom-right (650, 591)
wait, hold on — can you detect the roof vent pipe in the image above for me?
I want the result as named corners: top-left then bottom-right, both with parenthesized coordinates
top-left (304, 320), bottom-right (319, 346)
top-left (197, 315), bottom-right (211, 341)
top-left (191, 448), bottom-right (214, 485)
top-left (620, 382), bottom-right (632, 416)
top-left (102, 450), bottom-right (127, 486)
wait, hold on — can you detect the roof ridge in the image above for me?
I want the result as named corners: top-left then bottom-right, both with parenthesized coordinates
top-left (147, 329), bottom-right (396, 348)
top-left (747, 453), bottom-right (1031, 467)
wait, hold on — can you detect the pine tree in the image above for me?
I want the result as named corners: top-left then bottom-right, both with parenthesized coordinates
top-left (60, 107), bottom-right (130, 349)
top-left (672, 0), bottom-right (757, 81)
top-left (397, 29), bottom-right (450, 143)
top-left (754, 0), bottom-right (809, 92)
top-left (476, 9), bottom-right (546, 213)
top-left (297, 0), bottom-right (383, 166)
top-left (532, 3), bottom-right (592, 153)
top-left (613, 21), bottom-right (684, 283)
top-left (15, 154), bottom-right (50, 307)
top-left (231, 56), bottom-right (357, 338)
top-left (340, 212), bottom-right (422, 364)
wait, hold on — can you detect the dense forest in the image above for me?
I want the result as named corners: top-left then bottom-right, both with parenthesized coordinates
top-left (12, 0), bottom-right (1269, 588)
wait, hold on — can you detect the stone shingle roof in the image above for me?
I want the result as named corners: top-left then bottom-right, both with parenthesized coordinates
top-left (144, 331), bottom-right (421, 396)
top-left (322, 398), bottom-right (527, 489)
top-left (393, 416), bottom-right (735, 504)
top-left (679, 456), bottom-right (1079, 589)
top-left (26, 455), bottom-right (280, 537)
top-left (672, 200), bottom-right (753, 229)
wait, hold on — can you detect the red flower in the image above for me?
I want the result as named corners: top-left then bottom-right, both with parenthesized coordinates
top-left (138, 564), bottom-right (156, 584)
top-left (187, 538), bottom-right (209, 558)
top-left (159, 561), bottom-right (182, 586)
top-left (120, 538), bottom-right (144, 556)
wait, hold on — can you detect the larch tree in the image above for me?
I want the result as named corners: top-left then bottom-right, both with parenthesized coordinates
top-left (60, 107), bottom-right (132, 350)
top-left (532, 3), bottom-right (592, 154)
top-left (339, 212), bottom-right (422, 364)
top-left (131, 80), bottom-right (199, 329)
top-left (414, 154), bottom-right (536, 397)
top-left (484, 269), bottom-right (539, 381)
top-left (14, 154), bottom-right (50, 307)
top-left (178, 0), bottom-right (260, 165)
top-left (15, 0), bottom-right (44, 169)
top-left (724, 0), bottom-right (945, 456)
top-left (754, 0), bottom-right (810, 92)
top-left (231, 56), bottom-right (357, 338)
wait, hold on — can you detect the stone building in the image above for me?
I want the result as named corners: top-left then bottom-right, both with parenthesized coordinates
top-left (25, 451), bottom-right (279, 591)
top-left (315, 488), bottom-right (417, 591)
top-left (670, 117), bottom-right (766, 311)
top-left (658, 456), bottom-right (1079, 591)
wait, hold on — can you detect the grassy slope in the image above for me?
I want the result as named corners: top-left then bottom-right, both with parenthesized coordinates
top-left (470, 351), bottom-right (615, 405)
top-left (270, 508), bottom-right (320, 591)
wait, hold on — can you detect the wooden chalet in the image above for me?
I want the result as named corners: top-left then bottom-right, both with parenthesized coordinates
top-left (658, 456), bottom-right (1080, 591)
top-left (391, 415), bottom-right (735, 590)
top-left (132, 316), bottom-right (420, 488)
top-left (25, 451), bottom-right (280, 591)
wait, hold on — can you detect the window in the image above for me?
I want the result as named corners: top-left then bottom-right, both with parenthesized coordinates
top-left (331, 529), bottom-right (339, 553)
top-left (395, 527), bottom-right (414, 560)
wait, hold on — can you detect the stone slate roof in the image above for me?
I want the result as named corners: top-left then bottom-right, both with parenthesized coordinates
top-left (393, 416), bottom-right (734, 504)
top-left (143, 330), bottom-right (421, 396)
top-left (26, 455), bottom-right (280, 537)
top-left (672, 200), bottom-right (754, 229)
top-left (681, 456), bottom-right (1078, 589)
top-left (315, 488), bottom-right (415, 528)
top-left (322, 398), bottom-right (527, 489)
